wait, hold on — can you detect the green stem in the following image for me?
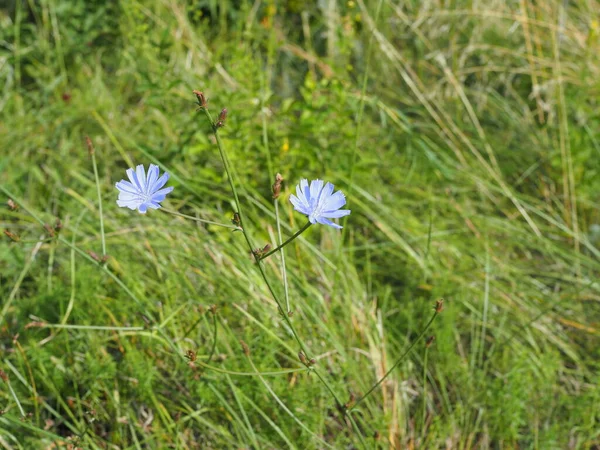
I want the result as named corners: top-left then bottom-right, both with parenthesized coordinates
top-left (259, 221), bottom-right (312, 261)
top-left (274, 200), bottom-right (291, 313)
top-left (350, 310), bottom-right (439, 411)
top-left (206, 311), bottom-right (218, 365)
top-left (90, 148), bottom-right (106, 257)
top-left (198, 104), bottom-right (344, 409)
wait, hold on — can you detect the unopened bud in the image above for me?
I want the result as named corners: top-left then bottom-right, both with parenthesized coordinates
top-left (272, 173), bottom-right (283, 199)
top-left (87, 250), bottom-right (101, 262)
top-left (7, 199), bottom-right (18, 211)
top-left (209, 304), bottom-right (218, 314)
top-left (4, 229), bottom-right (20, 242)
top-left (85, 136), bottom-right (95, 155)
top-left (216, 108), bottom-right (228, 128)
top-left (54, 218), bottom-right (63, 232)
top-left (252, 244), bottom-right (272, 259)
top-left (425, 335), bottom-right (435, 348)
top-left (298, 350), bottom-right (308, 365)
top-left (344, 393), bottom-right (356, 409)
top-left (435, 298), bottom-right (444, 313)
top-left (43, 223), bottom-right (55, 237)
top-left (185, 350), bottom-right (197, 362)
top-left (240, 340), bottom-right (250, 356)
top-left (231, 212), bottom-right (241, 228)
top-left (0, 370), bottom-right (7, 382)
top-left (193, 90), bottom-right (208, 108)
top-left (373, 431), bottom-right (381, 440)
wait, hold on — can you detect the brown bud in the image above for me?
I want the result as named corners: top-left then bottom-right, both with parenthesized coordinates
top-left (272, 173), bottom-right (283, 199)
top-left (216, 108), bottom-right (228, 128)
top-left (4, 229), bottom-right (20, 242)
top-left (43, 223), bottom-right (55, 237)
top-left (193, 90), bottom-right (207, 108)
top-left (435, 298), bottom-right (444, 313)
top-left (25, 321), bottom-right (46, 329)
top-left (85, 136), bottom-right (95, 155)
top-left (344, 393), bottom-right (356, 409)
top-left (373, 430), bottom-right (381, 440)
top-left (87, 250), bottom-right (101, 262)
top-left (100, 254), bottom-right (110, 263)
top-left (298, 350), bottom-right (308, 365)
top-left (240, 340), bottom-right (250, 356)
top-left (231, 212), bottom-right (241, 228)
top-left (185, 350), bottom-right (197, 362)
top-left (7, 199), bottom-right (18, 211)
top-left (425, 335), bottom-right (436, 348)
top-left (209, 304), bottom-right (218, 314)
top-left (0, 370), bottom-right (8, 382)
top-left (55, 218), bottom-right (63, 232)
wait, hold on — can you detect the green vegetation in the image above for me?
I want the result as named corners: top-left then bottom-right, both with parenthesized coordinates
top-left (1, 0), bottom-right (599, 448)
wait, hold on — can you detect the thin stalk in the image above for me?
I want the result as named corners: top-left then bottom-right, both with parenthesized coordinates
top-left (161, 208), bottom-right (241, 230)
top-left (259, 221), bottom-right (312, 261)
top-left (90, 144), bottom-right (106, 257)
top-left (5, 376), bottom-right (26, 417)
top-left (350, 310), bottom-right (439, 411)
top-left (274, 200), bottom-right (291, 313)
top-left (206, 311), bottom-right (218, 365)
top-left (198, 104), bottom-right (344, 408)
top-left (421, 344), bottom-right (430, 441)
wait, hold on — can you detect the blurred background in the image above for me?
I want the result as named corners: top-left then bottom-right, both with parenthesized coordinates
top-left (1, 0), bottom-right (599, 448)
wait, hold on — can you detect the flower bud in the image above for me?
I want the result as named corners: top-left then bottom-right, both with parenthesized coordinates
top-left (7, 199), bottom-right (18, 211)
top-left (3, 229), bottom-right (19, 242)
top-left (240, 340), bottom-right (250, 356)
top-left (425, 335), bottom-right (435, 348)
top-left (193, 90), bottom-right (208, 108)
top-left (216, 108), bottom-right (228, 128)
top-left (435, 298), bottom-right (444, 313)
top-left (272, 173), bottom-right (283, 199)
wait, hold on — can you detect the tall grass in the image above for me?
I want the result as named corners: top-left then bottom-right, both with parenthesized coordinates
top-left (1, 0), bottom-right (599, 448)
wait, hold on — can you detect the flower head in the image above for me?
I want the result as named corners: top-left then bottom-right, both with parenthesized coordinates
top-left (289, 179), bottom-right (351, 229)
top-left (115, 164), bottom-right (173, 214)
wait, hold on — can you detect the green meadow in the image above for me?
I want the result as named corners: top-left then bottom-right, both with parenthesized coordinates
top-left (1, 0), bottom-right (599, 448)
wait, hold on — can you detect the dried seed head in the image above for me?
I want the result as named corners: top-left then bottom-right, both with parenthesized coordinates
top-left (185, 350), bottom-right (197, 362)
top-left (240, 340), bottom-right (250, 356)
top-left (216, 108), bottom-right (228, 128)
top-left (435, 298), bottom-right (444, 313)
top-left (85, 136), bottom-right (95, 155)
top-left (426, 335), bottom-right (436, 348)
top-left (193, 90), bottom-right (208, 108)
top-left (272, 173), bottom-right (283, 199)
top-left (7, 199), bottom-right (18, 211)
top-left (0, 370), bottom-right (7, 382)
top-left (209, 304), bottom-right (218, 314)
top-left (43, 223), bottom-right (55, 237)
top-left (87, 250), bottom-right (101, 262)
top-left (298, 350), bottom-right (308, 365)
top-left (3, 229), bottom-right (20, 242)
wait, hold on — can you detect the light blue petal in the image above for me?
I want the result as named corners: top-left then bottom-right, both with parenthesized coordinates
top-left (315, 216), bottom-right (342, 229)
top-left (322, 191), bottom-right (346, 211)
top-left (136, 165), bottom-right (147, 191)
top-left (318, 182), bottom-right (334, 206)
top-left (290, 194), bottom-right (311, 215)
top-left (152, 172), bottom-right (170, 192)
top-left (146, 201), bottom-right (161, 209)
top-left (126, 168), bottom-right (143, 191)
top-left (152, 186), bottom-right (173, 198)
top-left (118, 191), bottom-right (141, 201)
top-left (117, 198), bottom-right (140, 210)
top-left (138, 203), bottom-right (148, 214)
top-left (299, 179), bottom-right (310, 204)
top-left (309, 179), bottom-right (324, 206)
top-left (146, 164), bottom-right (160, 193)
top-left (322, 209), bottom-right (351, 218)
top-left (116, 180), bottom-right (140, 195)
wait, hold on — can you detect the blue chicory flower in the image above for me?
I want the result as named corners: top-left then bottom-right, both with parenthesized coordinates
top-left (289, 179), bottom-right (351, 229)
top-left (115, 164), bottom-right (173, 214)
